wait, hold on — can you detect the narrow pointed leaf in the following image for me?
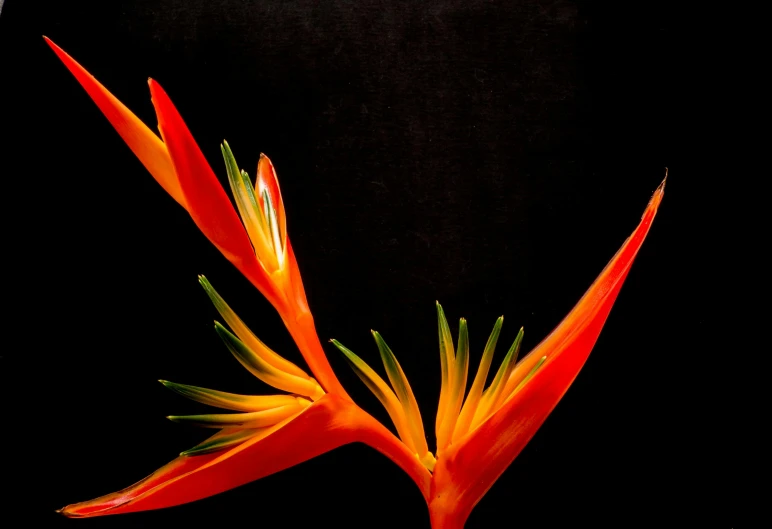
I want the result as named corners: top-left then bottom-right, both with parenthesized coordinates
top-left (159, 380), bottom-right (300, 412)
top-left (215, 322), bottom-right (324, 399)
top-left (44, 38), bottom-right (186, 208)
top-left (473, 327), bottom-right (524, 426)
top-left (437, 318), bottom-right (468, 451)
top-left (180, 428), bottom-right (263, 456)
top-left (430, 178), bottom-right (666, 527)
top-left (453, 316), bottom-right (503, 441)
top-left (435, 302), bottom-right (455, 445)
top-left (331, 339), bottom-right (416, 453)
top-left (168, 404), bottom-right (304, 428)
top-left (199, 276), bottom-right (309, 379)
top-left (221, 142), bottom-right (278, 272)
top-left (512, 356), bottom-right (547, 393)
top-left (372, 331), bottom-right (429, 457)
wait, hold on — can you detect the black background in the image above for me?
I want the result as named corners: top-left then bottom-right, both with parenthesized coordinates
top-left (0, 1), bottom-right (742, 528)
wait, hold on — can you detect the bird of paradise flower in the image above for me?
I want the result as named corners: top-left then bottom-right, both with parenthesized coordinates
top-left (46, 37), bottom-right (665, 528)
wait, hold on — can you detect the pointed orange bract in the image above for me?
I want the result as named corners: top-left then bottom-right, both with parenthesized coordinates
top-left (428, 179), bottom-right (666, 527)
top-left (60, 395), bottom-right (430, 517)
top-left (43, 37), bottom-right (186, 209)
top-left (147, 81), bottom-right (280, 305)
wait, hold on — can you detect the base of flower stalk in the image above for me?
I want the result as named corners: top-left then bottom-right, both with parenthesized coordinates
top-left (428, 503), bottom-right (468, 529)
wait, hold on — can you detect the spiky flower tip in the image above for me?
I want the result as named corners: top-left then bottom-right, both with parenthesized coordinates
top-left (331, 302), bottom-right (539, 470)
top-left (161, 276), bottom-right (324, 456)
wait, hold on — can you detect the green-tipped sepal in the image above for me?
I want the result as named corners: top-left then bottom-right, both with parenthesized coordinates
top-left (159, 380), bottom-right (300, 412)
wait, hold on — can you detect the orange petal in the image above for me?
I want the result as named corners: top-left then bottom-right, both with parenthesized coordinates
top-left (279, 240), bottom-right (354, 399)
top-left (429, 178), bottom-right (666, 526)
top-left (60, 394), bottom-right (430, 517)
top-left (286, 239), bottom-right (310, 314)
top-left (43, 37), bottom-right (186, 209)
top-left (147, 80), bottom-right (279, 305)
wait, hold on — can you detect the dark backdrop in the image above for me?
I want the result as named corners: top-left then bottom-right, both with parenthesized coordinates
top-left (1, 1), bottom-right (739, 527)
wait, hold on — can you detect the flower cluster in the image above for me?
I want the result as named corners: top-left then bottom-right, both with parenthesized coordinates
top-left (47, 37), bottom-right (665, 528)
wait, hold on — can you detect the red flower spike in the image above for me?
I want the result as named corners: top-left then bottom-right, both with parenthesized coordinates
top-left (147, 80), bottom-right (279, 305)
top-left (427, 178), bottom-right (666, 528)
top-left (43, 37), bottom-right (186, 209)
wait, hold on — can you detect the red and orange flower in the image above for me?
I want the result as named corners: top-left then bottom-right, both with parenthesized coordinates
top-left (47, 37), bottom-right (665, 528)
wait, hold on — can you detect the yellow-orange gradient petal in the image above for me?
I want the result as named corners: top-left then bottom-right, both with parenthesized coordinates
top-left (60, 394), bottom-right (431, 517)
top-left (429, 178), bottom-right (666, 528)
top-left (44, 37), bottom-right (186, 209)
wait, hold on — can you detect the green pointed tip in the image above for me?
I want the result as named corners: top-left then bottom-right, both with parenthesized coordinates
top-left (330, 339), bottom-right (357, 361)
top-left (330, 339), bottom-right (364, 366)
top-left (198, 275), bottom-right (213, 290)
top-left (517, 356), bottom-right (547, 391)
top-left (214, 322), bottom-right (242, 351)
top-left (330, 339), bottom-right (349, 354)
top-left (159, 379), bottom-right (188, 393)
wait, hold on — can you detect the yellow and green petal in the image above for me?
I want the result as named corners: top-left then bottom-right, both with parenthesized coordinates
top-left (372, 331), bottom-right (430, 461)
top-left (167, 402), bottom-right (308, 429)
top-left (215, 322), bottom-right (324, 400)
top-left (436, 317), bottom-right (468, 452)
top-left (331, 338), bottom-right (417, 453)
top-left (471, 327), bottom-right (524, 428)
top-left (180, 428), bottom-right (264, 456)
top-left (199, 275), bottom-right (309, 379)
top-left (159, 380), bottom-right (301, 412)
top-left (453, 316), bottom-right (503, 442)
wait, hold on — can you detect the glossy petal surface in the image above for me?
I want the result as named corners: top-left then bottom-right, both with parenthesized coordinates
top-left (429, 179), bottom-right (665, 527)
top-left (61, 394), bottom-right (431, 517)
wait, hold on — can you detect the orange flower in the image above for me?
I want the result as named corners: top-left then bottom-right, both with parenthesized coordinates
top-left (47, 37), bottom-right (664, 527)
